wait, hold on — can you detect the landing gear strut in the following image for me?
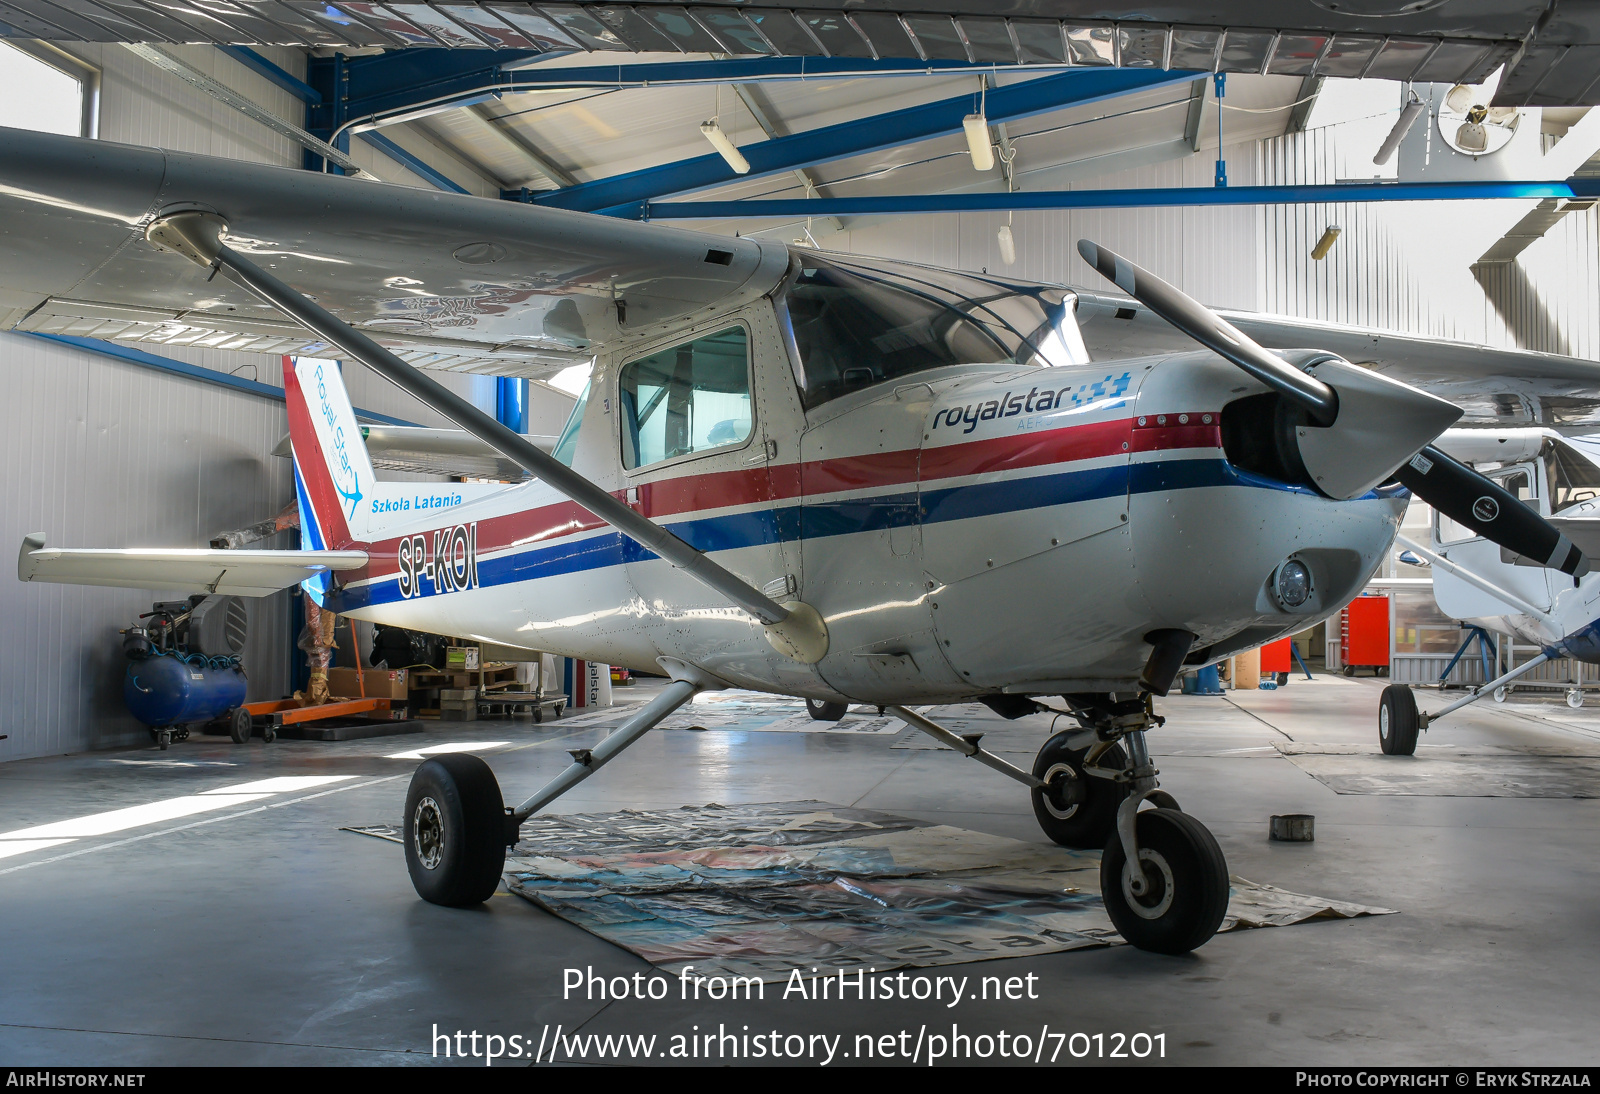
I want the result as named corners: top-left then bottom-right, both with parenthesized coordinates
top-left (898, 692), bottom-right (1229, 954)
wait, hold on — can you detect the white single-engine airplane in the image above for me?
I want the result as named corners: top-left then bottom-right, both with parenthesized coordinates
top-left (5, 128), bottom-right (1597, 955)
top-left (1370, 428), bottom-right (1600, 754)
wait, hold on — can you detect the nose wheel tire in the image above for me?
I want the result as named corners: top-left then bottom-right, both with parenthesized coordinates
top-left (1378, 684), bottom-right (1419, 756)
top-left (404, 753), bottom-right (508, 907)
top-left (1030, 733), bottom-right (1129, 849)
top-left (1100, 808), bottom-right (1229, 955)
top-left (806, 698), bottom-right (847, 721)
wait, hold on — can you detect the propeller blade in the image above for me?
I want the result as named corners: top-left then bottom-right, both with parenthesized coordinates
top-left (1076, 239), bottom-right (1338, 425)
top-left (1397, 445), bottom-right (1589, 577)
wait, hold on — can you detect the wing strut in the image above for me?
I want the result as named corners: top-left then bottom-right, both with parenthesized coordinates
top-left (145, 211), bottom-right (828, 663)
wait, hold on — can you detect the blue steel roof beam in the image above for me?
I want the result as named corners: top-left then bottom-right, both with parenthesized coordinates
top-left (218, 45), bottom-right (321, 105)
top-left (529, 69), bottom-right (1198, 215)
top-left (358, 130), bottom-right (470, 194)
top-left (327, 51), bottom-right (1047, 134)
top-left (633, 178), bottom-right (1600, 219)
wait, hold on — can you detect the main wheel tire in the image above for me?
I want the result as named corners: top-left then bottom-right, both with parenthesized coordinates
top-left (806, 698), bottom-right (847, 721)
top-left (1100, 808), bottom-right (1229, 955)
top-left (228, 707), bottom-right (252, 744)
top-left (404, 753), bottom-right (507, 907)
top-left (1030, 734), bottom-right (1129, 849)
top-left (1378, 684), bottom-right (1419, 756)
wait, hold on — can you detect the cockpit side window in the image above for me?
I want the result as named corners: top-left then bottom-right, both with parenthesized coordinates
top-left (1545, 441), bottom-right (1600, 514)
top-left (781, 258), bottom-right (1012, 410)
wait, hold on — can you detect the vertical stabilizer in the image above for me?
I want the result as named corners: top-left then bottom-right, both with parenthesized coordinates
top-left (283, 356), bottom-right (377, 549)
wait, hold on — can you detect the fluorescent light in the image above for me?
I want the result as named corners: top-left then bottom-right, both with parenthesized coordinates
top-left (1373, 97), bottom-right (1426, 165)
top-left (997, 223), bottom-right (1016, 265)
top-left (385, 742), bottom-right (510, 761)
top-left (1310, 225), bottom-right (1341, 261)
top-left (963, 113), bottom-right (994, 172)
top-left (0, 794), bottom-right (271, 841)
top-left (200, 776), bottom-right (356, 795)
top-left (0, 838), bottom-right (74, 860)
top-left (700, 121), bottom-right (749, 174)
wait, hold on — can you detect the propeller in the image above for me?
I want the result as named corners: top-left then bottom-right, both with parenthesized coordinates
top-left (1077, 240), bottom-right (1590, 578)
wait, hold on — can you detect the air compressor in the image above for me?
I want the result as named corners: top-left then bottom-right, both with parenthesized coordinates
top-left (121, 595), bottom-right (250, 750)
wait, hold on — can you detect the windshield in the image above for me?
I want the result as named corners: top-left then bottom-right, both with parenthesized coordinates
top-left (780, 255), bottom-right (1086, 410)
top-left (549, 379), bottom-right (589, 467)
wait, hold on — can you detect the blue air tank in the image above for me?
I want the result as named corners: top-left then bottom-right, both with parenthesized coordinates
top-left (123, 657), bottom-right (247, 727)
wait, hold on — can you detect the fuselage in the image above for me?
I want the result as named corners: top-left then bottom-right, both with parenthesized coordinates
top-left (306, 267), bottom-right (1404, 704)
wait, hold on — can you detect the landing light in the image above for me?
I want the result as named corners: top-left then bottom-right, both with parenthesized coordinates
top-left (1275, 560), bottom-right (1312, 608)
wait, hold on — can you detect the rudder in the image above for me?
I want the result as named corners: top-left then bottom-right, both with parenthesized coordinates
top-left (284, 356), bottom-right (377, 548)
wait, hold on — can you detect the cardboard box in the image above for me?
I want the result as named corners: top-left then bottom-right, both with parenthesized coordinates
top-left (327, 667), bottom-right (408, 700)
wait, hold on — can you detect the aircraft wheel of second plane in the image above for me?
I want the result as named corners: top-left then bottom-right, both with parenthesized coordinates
top-left (1378, 685), bottom-right (1419, 756)
top-left (405, 753), bottom-right (508, 907)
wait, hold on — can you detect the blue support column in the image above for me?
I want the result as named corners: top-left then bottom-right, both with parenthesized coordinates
top-left (495, 376), bottom-right (527, 435)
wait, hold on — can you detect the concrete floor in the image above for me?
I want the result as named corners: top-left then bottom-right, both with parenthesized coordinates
top-left (2, 672), bottom-right (1598, 1066)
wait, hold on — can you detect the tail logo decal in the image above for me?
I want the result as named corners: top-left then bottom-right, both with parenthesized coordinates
top-left (310, 362), bottom-right (364, 519)
top-left (397, 522), bottom-right (479, 599)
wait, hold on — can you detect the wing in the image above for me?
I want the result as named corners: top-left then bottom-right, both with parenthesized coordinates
top-left (1075, 290), bottom-right (1600, 428)
top-left (270, 426), bottom-right (558, 480)
top-left (0, 128), bottom-right (790, 379)
top-left (17, 534), bottom-right (367, 597)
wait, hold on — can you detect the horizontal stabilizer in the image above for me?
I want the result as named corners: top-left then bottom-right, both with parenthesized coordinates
top-left (17, 534), bottom-right (367, 597)
top-left (272, 426), bottom-right (558, 481)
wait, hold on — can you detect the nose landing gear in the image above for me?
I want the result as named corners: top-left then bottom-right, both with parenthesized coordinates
top-left (900, 693), bottom-right (1230, 954)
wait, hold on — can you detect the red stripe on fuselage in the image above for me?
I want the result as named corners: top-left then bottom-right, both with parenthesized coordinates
top-left (353, 415), bottom-right (1221, 581)
top-left (284, 358), bottom-right (355, 549)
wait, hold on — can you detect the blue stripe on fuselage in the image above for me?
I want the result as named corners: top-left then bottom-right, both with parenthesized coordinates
top-left (322, 457), bottom-right (1349, 612)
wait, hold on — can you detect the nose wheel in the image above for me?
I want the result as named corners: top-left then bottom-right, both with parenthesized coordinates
top-left (1100, 807), bottom-right (1230, 955)
top-left (1021, 695), bottom-right (1228, 954)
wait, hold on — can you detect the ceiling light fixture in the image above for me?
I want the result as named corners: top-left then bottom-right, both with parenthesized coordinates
top-left (964, 78), bottom-right (994, 172)
top-left (1373, 92), bottom-right (1425, 166)
top-left (700, 120), bottom-right (749, 175)
top-left (1310, 225), bottom-right (1341, 261)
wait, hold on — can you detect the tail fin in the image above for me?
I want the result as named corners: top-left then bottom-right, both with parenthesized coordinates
top-left (284, 356), bottom-right (377, 549)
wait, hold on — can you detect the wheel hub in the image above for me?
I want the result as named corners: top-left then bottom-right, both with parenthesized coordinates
top-left (1041, 763), bottom-right (1086, 819)
top-left (413, 796), bottom-right (444, 870)
top-left (1379, 706), bottom-right (1390, 740)
top-left (1123, 848), bottom-right (1176, 920)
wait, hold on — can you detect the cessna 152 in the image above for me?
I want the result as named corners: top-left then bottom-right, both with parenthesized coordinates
top-left (6, 127), bottom-right (1597, 955)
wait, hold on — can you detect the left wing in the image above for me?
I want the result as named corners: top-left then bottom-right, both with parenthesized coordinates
top-left (17, 534), bottom-right (367, 597)
top-left (0, 128), bottom-right (789, 379)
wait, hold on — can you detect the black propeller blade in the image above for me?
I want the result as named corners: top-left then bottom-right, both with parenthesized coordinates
top-left (1076, 238), bottom-right (1592, 579)
top-left (1397, 446), bottom-right (1588, 577)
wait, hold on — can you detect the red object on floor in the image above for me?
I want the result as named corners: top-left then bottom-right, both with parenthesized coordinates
top-left (1342, 595), bottom-right (1391, 668)
top-left (1260, 637), bottom-right (1293, 674)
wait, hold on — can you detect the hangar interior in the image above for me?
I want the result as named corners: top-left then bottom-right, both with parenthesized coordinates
top-left (2, 2), bottom-right (1600, 1067)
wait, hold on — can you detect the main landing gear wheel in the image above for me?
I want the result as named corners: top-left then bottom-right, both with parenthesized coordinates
top-left (404, 753), bottom-right (508, 907)
top-left (1100, 808), bottom-right (1229, 955)
top-left (1378, 685), bottom-right (1419, 756)
top-left (1030, 734), bottom-right (1129, 849)
top-left (228, 707), bottom-right (252, 744)
top-left (806, 698), bottom-right (847, 721)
